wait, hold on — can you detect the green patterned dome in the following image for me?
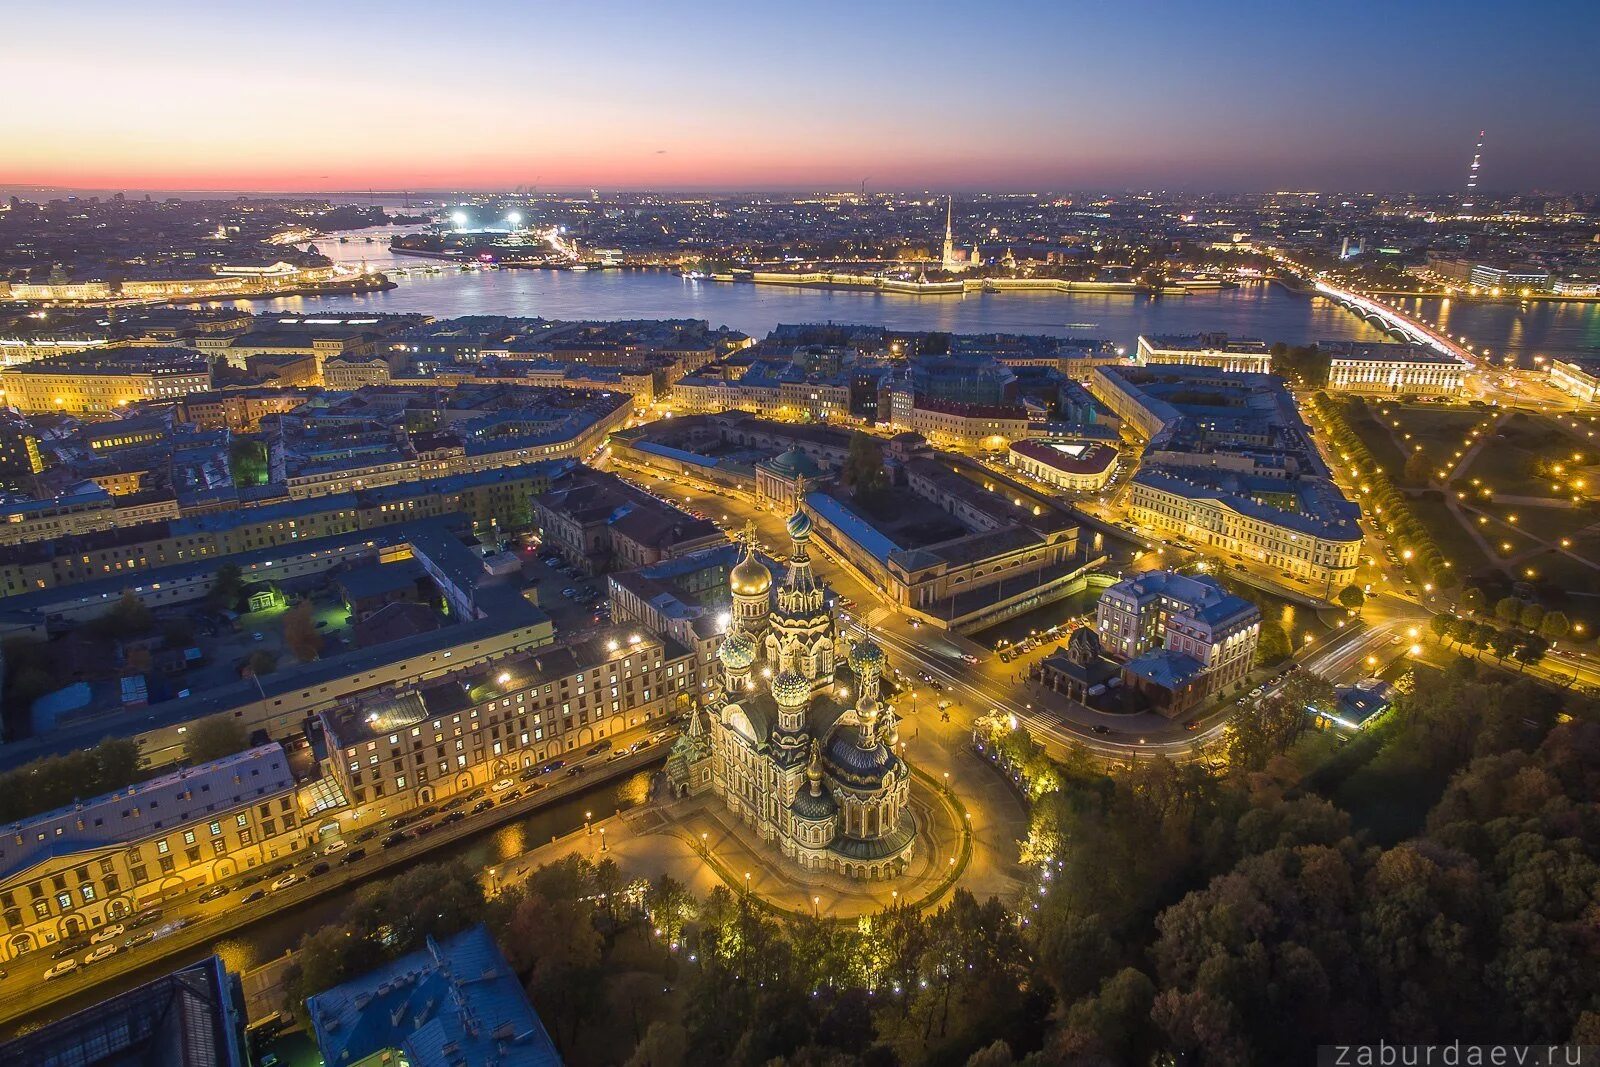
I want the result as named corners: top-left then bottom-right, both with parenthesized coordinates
top-left (847, 635), bottom-right (885, 676)
top-left (786, 507), bottom-right (812, 540)
top-left (772, 668), bottom-right (810, 707)
top-left (718, 629), bottom-right (757, 672)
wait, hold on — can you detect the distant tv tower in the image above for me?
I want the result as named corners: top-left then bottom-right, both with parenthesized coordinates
top-left (1461, 130), bottom-right (1484, 214)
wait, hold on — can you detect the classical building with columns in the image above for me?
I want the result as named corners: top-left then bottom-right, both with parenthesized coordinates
top-left (669, 511), bottom-right (916, 880)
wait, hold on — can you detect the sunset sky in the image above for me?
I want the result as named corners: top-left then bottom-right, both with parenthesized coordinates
top-left (9, 0), bottom-right (1599, 194)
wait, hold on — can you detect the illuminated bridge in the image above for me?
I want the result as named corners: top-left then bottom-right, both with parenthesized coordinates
top-left (1314, 280), bottom-right (1474, 365)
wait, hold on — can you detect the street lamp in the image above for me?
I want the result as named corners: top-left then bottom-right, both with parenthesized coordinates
top-left (599, 827), bottom-right (607, 852)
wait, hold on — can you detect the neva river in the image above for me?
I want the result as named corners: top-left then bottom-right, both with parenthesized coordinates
top-left (239, 230), bottom-right (1600, 362)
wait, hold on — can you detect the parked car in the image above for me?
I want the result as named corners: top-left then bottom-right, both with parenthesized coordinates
top-left (50, 940), bottom-right (89, 961)
top-left (491, 778), bottom-right (514, 792)
top-left (129, 908), bottom-right (164, 928)
top-left (442, 811), bottom-right (466, 825)
top-left (587, 740), bottom-right (612, 755)
top-left (44, 959), bottom-right (79, 981)
top-left (90, 924), bottom-right (124, 945)
top-left (242, 889), bottom-right (266, 904)
top-left (308, 862), bottom-right (331, 877)
top-left (471, 799), bottom-right (494, 814)
top-left (321, 839), bottom-right (349, 855)
top-left (566, 765), bottom-right (587, 777)
top-left (500, 788), bottom-right (523, 802)
top-left (270, 874), bottom-right (302, 892)
top-left (339, 848), bottom-right (367, 865)
top-left (83, 943), bottom-right (118, 965)
top-left (199, 885), bottom-right (229, 903)
top-left (123, 931), bottom-right (155, 950)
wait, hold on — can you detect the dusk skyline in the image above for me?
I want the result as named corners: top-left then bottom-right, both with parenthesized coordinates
top-left (12, 0), bottom-right (1600, 194)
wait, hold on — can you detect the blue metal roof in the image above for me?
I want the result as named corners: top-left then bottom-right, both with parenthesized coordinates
top-left (308, 924), bottom-right (561, 1067)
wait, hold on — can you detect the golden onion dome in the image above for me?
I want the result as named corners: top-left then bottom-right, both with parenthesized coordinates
top-left (729, 551), bottom-right (771, 597)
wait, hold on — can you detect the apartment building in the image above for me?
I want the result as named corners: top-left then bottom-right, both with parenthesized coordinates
top-left (320, 627), bottom-right (695, 810)
top-left (0, 744), bottom-right (309, 962)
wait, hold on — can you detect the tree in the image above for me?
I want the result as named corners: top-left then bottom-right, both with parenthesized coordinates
top-left (1489, 628), bottom-right (1518, 660)
top-left (229, 438), bottom-right (269, 488)
top-left (184, 713), bottom-right (249, 763)
top-left (91, 592), bottom-right (154, 639)
top-left (1256, 618), bottom-right (1292, 666)
top-left (1429, 614), bottom-right (1454, 642)
top-left (208, 562), bottom-right (246, 610)
top-left (645, 874), bottom-right (695, 945)
top-left (1461, 587), bottom-right (1485, 614)
top-left (1149, 844), bottom-right (1366, 1064)
top-left (0, 737), bottom-right (144, 823)
top-left (245, 649), bottom-right (278, 677)
top-left (1403, 448), bottom-right (1433, 485)
top-left (1494, 596), bottom-right (1524, 624)
top-left (282, 601), bottom-right (321, 662)
top-left (1539, 611), bottom-right (1571, 643)
top-left (841, 432), bottom-right (891, 512)
top-left (624, 1021), bottom-right (689, 1067)
top-left (1518, 602), bottom-right (1545, 632)
top-left (1337, 585), bottom-right (1365, 613)
top-left (1514, 632), bottom-right (1550, 666)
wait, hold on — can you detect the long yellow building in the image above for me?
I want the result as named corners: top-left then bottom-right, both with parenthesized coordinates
top-left (1, 348), bottom-right (212, 415)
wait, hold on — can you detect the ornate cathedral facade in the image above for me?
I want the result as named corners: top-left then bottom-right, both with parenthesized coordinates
top-left (669, 509), bottom-right (917, 880)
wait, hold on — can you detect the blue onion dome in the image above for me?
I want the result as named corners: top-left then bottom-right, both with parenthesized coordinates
top-left (791, 784), bottom-right (838, 821)
top-left (847, 634), bottom-right (885, 677)
top-left (786, 507), bottom-right (812, 540)
top-left (772, 667), bottom-right (810, 707)
top-left (729, 549), bottom-right (771, 597)
top-left (718, 629), bottom-right (756, 671)
top-left (823, 727), bottom-right (893, 788)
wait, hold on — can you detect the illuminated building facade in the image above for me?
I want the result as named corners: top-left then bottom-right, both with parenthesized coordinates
top-left (0, 744), bottom-right (310, 962)
top-left (0, 348), bottom-right (211, 415)
top-left (321, 627), bottom-right (696, 810)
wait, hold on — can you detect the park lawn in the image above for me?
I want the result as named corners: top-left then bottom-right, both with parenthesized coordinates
top-left (1405, 493), bottom-right (1494, 576)
top-left (1512, 549), bottom-right (1600, 631)
top-left (1473, 500), bottom-right (1599, 549)
top-left (1374, 403), bottom-right (1489, 471)
top-left (1342, 399), bottom-right (1413, 484)
top-left (1567, 526), bottom-right (1600, 567)
top-left (1460, 411), bottom-right (1581, 500)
